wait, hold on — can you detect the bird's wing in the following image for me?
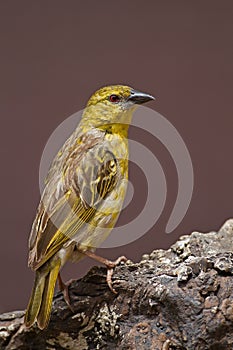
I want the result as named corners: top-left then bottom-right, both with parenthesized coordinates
top-left (28, 130), bottom-right (119, 270)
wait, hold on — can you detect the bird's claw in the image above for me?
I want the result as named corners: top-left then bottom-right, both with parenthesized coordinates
top-left (58, 273), bottom-right (74, 312)
top-left (105, 255), bottom-right (127, 293)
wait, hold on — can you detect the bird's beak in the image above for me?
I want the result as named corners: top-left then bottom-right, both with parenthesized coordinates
top-left (128, 89), bottom-right (155, 104)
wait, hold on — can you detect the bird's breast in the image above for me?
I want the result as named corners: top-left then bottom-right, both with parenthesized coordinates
top-left (103, 132), bottom-right (129, 177)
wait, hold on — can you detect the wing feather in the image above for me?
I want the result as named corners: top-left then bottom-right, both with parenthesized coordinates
top-left (29, 130), bottom-right (119, 270)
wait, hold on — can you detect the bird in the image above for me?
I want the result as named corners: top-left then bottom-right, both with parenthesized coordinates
top-left (24, 85), bottom-right (154, 330)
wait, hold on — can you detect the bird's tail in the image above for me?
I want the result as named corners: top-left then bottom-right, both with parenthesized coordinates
top-left (24, 260), bottom-right (60, 330)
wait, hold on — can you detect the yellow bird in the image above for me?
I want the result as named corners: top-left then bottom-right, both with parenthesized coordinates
top-left (24, 85), bottom-right (154, 329)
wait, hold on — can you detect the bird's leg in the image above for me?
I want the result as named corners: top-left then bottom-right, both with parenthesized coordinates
top-left (77, 249), bottom-right (127, 294)
top-left (57, 273), bottom-right (74, 312)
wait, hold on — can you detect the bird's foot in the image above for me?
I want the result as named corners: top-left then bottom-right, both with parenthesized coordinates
top-left (105, 256), bottom-right (127, 293)
top-left (57, 273), bottom-right (74, 312)
top-left (77, 249), bottom-right (127, 294)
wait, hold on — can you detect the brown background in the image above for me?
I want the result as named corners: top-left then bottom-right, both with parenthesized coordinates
top-left (0, 1), bottom-right (232, 313)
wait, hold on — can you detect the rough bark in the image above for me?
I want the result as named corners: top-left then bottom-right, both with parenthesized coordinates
top-left (1, 219), bottom-right (233, 350)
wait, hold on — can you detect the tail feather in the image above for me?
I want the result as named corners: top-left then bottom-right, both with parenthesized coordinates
top-left (37, 262), bottom-right (60, 329)
top-left (24, 261), bottom-right (60, 330)
top-left (24, 271), bottom-right (46, 328)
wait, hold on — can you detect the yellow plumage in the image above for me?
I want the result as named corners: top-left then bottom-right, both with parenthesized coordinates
top-left (24, 85), bottom-right (154, 329)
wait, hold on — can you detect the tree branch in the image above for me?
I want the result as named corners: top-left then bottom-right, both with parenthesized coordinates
top-left (1, 219), bottom-right (233, 349)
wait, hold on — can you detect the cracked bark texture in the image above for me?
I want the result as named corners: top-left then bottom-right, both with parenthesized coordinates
top-left (1, 219), bottom-right (233, 350)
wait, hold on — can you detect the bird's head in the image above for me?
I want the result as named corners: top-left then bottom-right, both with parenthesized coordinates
top-left (81, 85), bottom-right (154, 133)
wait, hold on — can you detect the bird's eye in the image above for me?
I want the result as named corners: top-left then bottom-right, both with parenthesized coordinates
top-left (109, 94), bottom-right (120, 103)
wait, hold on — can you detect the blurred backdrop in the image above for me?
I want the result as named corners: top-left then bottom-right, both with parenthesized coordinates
top-left (0, 1), bottom-right (232, 313)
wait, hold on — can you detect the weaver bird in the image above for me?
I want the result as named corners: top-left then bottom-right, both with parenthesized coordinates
top-left (24, 85), bottom-right (154, 329)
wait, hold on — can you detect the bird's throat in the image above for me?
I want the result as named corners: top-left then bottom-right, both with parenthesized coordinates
top-left (99, 123), bottom-right (129, 137)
